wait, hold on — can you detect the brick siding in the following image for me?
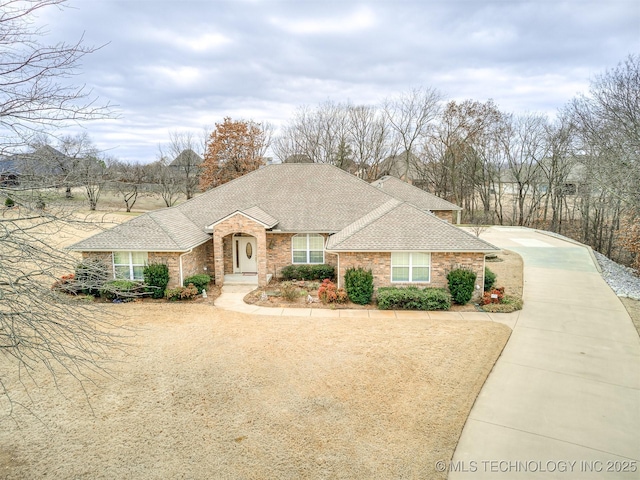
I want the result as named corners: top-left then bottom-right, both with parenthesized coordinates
top-left (213, 214), bottom-right (267, 286)
top-left (337, 251), bottom-right (485, 299)
top-left (266, 233), bottom-right (336, 279)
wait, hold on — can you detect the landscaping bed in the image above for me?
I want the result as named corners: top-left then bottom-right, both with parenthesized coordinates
top-left (245, 250), bottom-right (524, 312)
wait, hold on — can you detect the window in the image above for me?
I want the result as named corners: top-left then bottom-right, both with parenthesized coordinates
top-left (391, 252), bottom-right (430, 282)
top-left (113, 251), bottom-right (148, 280)
top-left (292, 234), bottom-right (324, 264)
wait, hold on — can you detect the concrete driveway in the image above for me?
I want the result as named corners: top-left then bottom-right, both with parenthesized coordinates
top-left (450, 227), bottom-right (640, 479)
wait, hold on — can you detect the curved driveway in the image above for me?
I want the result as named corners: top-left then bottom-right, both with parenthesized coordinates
top-left (450, 227), bottom-right (640, 479)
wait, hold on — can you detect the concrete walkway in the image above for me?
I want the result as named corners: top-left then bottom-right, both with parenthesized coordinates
top-left (450, 227), bottom-right (640, 479)
top-left (215, 284), bottom-right (517, 324)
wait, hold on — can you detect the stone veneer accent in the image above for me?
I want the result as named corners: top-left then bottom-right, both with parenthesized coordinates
top-left (336, 251), bottom-right (485, 298)
top-left (213, 213), bottom-right (267, 286)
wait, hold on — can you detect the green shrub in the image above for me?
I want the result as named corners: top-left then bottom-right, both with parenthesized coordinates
top-left (4, 197), bottom-right (15, 208)
top-left (280, 264), bottom-right (335, 281)
top-left (344, 267), bottom-right (374, 305)
top-left (144, 263), bottom-right (170, 299)
top-left (377, 287), bottom-right (451, 311)
top-left (280, 265), bottom-right (296, 280)
top-left (447, 268), bottom-right (477, 305)
top-left (183, 274), bottom-right (211, 294)
top-left (100, 280), bottom-right (145, 301)
top-left (482, 295), bottom-right (523, 313)
top-left (75, 260), bottom-right (108, 296)
top-left (484, 267), bottom-right (497, 291)
top-left (165, 283), bottom-right (199, 301)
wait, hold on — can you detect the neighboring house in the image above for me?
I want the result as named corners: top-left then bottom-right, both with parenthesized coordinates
top-left (0, 157), bottom-right (19, 186)
top-left (68, 164), bottom-right (498, 293)
top-left (169, 149), bottom-right (203, 169)
top-left (378, 151), bottom-right (423, 184)
top-left (370, 175), bottom-right (463, 224)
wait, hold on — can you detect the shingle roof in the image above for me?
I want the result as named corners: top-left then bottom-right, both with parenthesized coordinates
top-left (327, 202), bottom-right (498, 252)
top-left (178, 163), bottom-right (395, 232)
top-left (370, 176), bottom-right (462, 211)
top-left (70, 207), bottom-right (210, 251)
top-left (69, 163), bottom-right (496, 253)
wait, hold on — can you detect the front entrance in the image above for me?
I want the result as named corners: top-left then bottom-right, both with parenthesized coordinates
top-left (234, 235), bottom-right (257, 274)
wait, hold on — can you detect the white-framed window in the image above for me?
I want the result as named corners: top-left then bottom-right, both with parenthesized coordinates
top-left (391, 252), bottom-right (431, 282)
top-left (292, 233), bottom-right (324, 264)
top-left (113, 251), bottom-right (148, 280)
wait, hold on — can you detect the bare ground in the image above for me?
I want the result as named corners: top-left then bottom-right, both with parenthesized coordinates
top-left (0, 303), bottom-right (511, 479)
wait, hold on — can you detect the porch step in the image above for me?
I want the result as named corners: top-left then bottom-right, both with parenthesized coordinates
top-left (223, 274), bottom-right (272, 285)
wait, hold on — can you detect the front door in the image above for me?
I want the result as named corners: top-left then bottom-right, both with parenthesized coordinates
top-left (236, 236), bottom-right (257, 273)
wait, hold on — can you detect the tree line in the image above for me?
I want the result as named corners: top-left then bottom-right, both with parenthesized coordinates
top-left (6, 55), bottom-right (638, 267)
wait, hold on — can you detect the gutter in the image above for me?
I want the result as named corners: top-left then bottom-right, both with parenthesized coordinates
top-left (325, 251), bottom-right (340, 288)
top-left (178, 248), bottom-right (194, 286)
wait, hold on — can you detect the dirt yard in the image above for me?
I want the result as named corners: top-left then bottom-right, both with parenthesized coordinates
top-left (0, 302), bottom-right (511, 479)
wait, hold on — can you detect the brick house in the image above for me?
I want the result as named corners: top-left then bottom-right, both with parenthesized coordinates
top-left (68, 164), bottom-right (498, 292)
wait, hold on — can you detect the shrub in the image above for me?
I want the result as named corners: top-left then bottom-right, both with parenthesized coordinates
top-left (481, 287), bottom-right (505, 305)
top-left (4, 197), bottom-right (15, 208)
top-left (52, 273), bottom-right (78, 294)
top-left (75, 260), bottom-right (108, 296)
top-left (144, 263), bottom-right (170, 299)
top-left (280, 264), bottom-right (335, 281)
top-left (484, 267), bottom-right (497, 291)
top-left (279, 281), bottom-right (299, 301)
top-left (317, 279), bottom-right (346, 304)
top-left (482, 295), bottom-right (523, 313)
top-left (377, 287), bottom-right (451, 311)
top-left (100, 280), bottom-right (145, 301)
top-left (336, 288), bottom-right (348, 303)
top-left (165, 283), bottom-right (199, 301)
top-left (344, 267), bottom-right (374, 305)
top-left (447, 268), bottom-right (477, 305)
top-left (183, 274), bottom-right (211, 294)
top-left (280, 265), bottom-right (296, 280)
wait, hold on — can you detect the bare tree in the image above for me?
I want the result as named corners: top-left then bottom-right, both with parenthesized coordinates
top-left (147, 152), bottom-right (182, 207)
top-left (0, 0), bottom-right (118, 409)
top-left (0, 0), bottom-right (109, 152)
top-left (164, 131), bottom-right (203, 200)
top-left (346, 104), bottom-right (394, 181)
top-left (109, 160), bottom-right (147, 212)
top-left (383, 87), bottom-right (442, 181)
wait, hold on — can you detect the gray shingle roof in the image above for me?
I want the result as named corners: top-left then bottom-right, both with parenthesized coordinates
top-left (69, 163), bottom-right (496, 253)
top-left (70, 207), bottom-right (210, 251)
top-left (370, 176), bottom-right (462, 211)
top-left (327, 202), bottom-right (498, 252)
top-left (178, 163), bottom-right (395, 232)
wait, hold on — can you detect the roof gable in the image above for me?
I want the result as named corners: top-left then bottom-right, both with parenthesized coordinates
top-left (327, 202), bottom-right (498, 252)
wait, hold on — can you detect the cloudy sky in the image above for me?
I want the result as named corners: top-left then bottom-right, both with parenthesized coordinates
top-left (38, 0), bottom-right (639, 163)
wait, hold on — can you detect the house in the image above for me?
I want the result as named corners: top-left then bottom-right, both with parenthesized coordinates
top-left (68, 164), bottom-right (498, 293)
top-left (370, 175), bottom-right (462, 224)
top-left (0, 156), bottom-right (19, 186)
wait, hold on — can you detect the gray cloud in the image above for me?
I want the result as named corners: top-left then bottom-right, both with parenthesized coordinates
top-left (38, 0), bottom-right (639, 162)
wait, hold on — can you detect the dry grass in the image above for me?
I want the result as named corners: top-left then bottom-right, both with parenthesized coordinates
top-left (0, 303), bottom-right (511, 479)
top-left (621, 297), bottom-right (640, 338)
top-left (485, 249), bottom-right (524, 298)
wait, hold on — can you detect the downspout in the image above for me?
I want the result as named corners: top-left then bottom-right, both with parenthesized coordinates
top-left (325, 251), bottom-right (340, 288)
top-left (178, 248), bottom-right (194, 287)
